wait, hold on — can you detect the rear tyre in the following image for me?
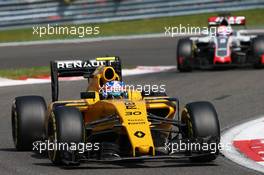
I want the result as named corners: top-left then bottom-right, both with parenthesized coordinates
top-left (181, 101), bottom-right (220, 162)
top-left (47, 106), bottom-right (84, 165)
top-left (177, 38), bottom-right (193, 72)
top-left (11, 96), bottom-right (47, 151)
top-left (252, 36), bottom-right (264, 68)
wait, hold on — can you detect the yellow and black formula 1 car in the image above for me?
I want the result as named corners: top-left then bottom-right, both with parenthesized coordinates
top-left (11, 57), bottom-right (220, 165)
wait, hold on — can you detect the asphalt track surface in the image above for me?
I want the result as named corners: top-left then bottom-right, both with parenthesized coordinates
top-left (0, 37), bottom-right (176, 69)
top-left (0, 37), bottom-right (264, 175)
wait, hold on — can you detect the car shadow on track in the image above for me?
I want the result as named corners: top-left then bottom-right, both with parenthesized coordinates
top-left (33, 160), bottom-right (218, 170)
top-left (0, 140), bottom-right (219, 169)
top-left (27, 148), bottom-right (218, 169)
top-left (0, 148), bottom-right (18, 152)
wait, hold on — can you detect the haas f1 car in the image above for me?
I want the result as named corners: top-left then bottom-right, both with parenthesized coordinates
top-left (12, 57), bottom-right (220, 165)
top-left (177, 15), bottom-right (264, 71)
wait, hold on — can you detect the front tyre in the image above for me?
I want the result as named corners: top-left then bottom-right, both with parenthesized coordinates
top-left (47, 106), bottom-right (84, 165)
top-left (11, 96), bottom-right (47, 151)
top-left (181, 101), bottom-right (220, 162)
top-left (252, 36), bottom-right (264, 68)
top-left (177, 38), bottom-right (193, 72)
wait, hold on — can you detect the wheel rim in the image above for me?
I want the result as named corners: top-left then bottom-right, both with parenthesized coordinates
top-left (11, 104), bottom-right (18, 147)
top-left (47, 114), bottom-right (57, 162)
top-left (181, 108), bottom-right (193, 138)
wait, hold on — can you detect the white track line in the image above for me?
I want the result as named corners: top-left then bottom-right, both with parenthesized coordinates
top-left (221, 116), bottom-right (264, 173)
top-left (0, 29), bottom-right (263, 47)
top-left (0, 66), bottom-right (176, 87)
top-left (0, 33), bottom-right (166, 47)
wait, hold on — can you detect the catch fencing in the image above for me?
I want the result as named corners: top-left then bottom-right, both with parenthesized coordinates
top-left (1, 0), bottom-right (264, 29)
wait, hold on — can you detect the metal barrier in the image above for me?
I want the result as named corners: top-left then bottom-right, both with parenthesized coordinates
top-left (1, 0), bottom-right (264, 29)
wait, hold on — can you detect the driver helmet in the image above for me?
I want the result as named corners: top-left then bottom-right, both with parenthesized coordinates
top-left (102, 81), bottom-right (127, 99)
top-left (217, 25), bottom-right (232, 36)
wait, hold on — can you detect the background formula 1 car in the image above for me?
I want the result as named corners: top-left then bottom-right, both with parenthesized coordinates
top-left (176, 15), bottom-right (264, 72)
top-left (11, 57), bottom-right (220, 165)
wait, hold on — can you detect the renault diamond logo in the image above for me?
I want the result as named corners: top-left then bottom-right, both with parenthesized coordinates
top-left (134, 131), bottom-right (145, 138)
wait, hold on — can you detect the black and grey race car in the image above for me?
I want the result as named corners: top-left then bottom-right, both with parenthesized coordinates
top-left (177, 15), bottom-right (264, 71)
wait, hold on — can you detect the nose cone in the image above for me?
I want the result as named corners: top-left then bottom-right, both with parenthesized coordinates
top-left (214, 56), bottom-right (231, 64)
top-left (137, 145), bottom-right (152, 155)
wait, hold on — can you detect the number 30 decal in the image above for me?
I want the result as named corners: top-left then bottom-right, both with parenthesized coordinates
top-left (126, 111), bottom-right (142, 116)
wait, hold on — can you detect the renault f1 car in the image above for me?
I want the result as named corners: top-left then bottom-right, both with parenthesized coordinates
top-left (12, 57), bottom-right (220, 165)
top-left (177, 15), bottom-right (264, 71)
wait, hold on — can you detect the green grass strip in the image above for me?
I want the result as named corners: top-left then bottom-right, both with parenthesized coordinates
top-left (0, 67), bottom-right (50, 79)
top-left (0, 8), bottom-right (263, 43)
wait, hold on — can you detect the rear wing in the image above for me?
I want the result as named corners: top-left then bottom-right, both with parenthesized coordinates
top-left (208, 16), bottom-right (246, 26)
top-left (50, 57), bottom-right (122, 101)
